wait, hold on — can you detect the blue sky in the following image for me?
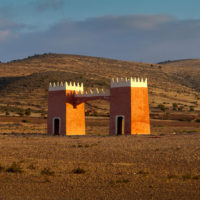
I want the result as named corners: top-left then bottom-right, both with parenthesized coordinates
top-left (0, 0), bottom-right (200, 62)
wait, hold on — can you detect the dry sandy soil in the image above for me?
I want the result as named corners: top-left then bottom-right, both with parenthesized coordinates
top-left (0, 116), bottom-right (200, 200)
top-left (1, 115), bottom-right (200, 135)
top-left (0, 132), bottom-right (200, 200)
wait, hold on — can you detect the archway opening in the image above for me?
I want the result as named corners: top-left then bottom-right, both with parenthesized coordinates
top-left (84, 99), bottom-right (110, 135)
top-left (54, 118), bottom-right (60, 135)
top-left (117, 116), bottom-right (124, 135)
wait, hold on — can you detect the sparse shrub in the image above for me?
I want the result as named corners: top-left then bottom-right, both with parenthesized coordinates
top-left (178, 106), bottom-right (184, 111)
top-left (91, 112), bottom-right (98, 116)
top-left (40, 167), bottom-right (55, 176)
top-left (195, 119), bottom-right (200, 123)
top-left (167, 174), bottom-right (178, 179)
top-left (6, 162), bottom-right (23, 173)
top-left (0, 105), bottom-right (27, 116)
top-left (116, 179), bottom-right (129, 184)
top-left (72, 167), bottom-right (86, 174)
top-left (172, 103), bottom-right (178, 111)
top-left (192, 175), bottom-right (200, 180)
top-left (165, 112), bottom-right (169, 119)
top-left (85, 111), bottom-right (89, 116)
top-left (25, 108), bottom-right (31, 116)
top-left (109, 180), bottom-right (116, 186)
top-left (17, 109), bottom-right (25, 116)
top-left (5, 111), bottom-right (9, 116)
top-left (189, 106), bottom-right (194, 112)
top-left (185, 130), bottom-right (196, 133)
top-left (182, 174), bottom-right (192, 180)
top-left (40, 109), bottom-right (46, 118)
top-left (28, 164), bottom-right (36, 170)
top-left (0, 163), bottom-right (4, 172)
top-left (109, 179), bottom-right (129, 186)
top-left (74, 143), bottom-right (98, 148)
top-left (91, 143), bottom-right (98, 147)
top-left (41, 112), bottom-right (45, 118)
top-left (22, 119), bottom-right (29, 123)
top-left (158, 104), bottom-right (165, 111)
top-left (175, 147), bottom-right (181, 151)
top-left (105, 112), bottom-right (110, 117)
top-left (43, 177), bottom-right (51, 183)
top-left (137, 170), bottom-right (149, 176)
top-left (191, 101), bottom-right (198, 105)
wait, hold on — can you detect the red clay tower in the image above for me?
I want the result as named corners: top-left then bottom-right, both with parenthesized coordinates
top-left (48, 82), bottom-right (85, 135)
top-left (109, 78), bottom-right (150, 135)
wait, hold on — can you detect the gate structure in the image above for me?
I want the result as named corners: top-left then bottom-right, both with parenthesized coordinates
top-left (47, 77), bottom-right (150, 135)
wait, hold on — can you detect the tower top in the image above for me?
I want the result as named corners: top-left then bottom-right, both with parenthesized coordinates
top-left (49, 81), bottom-right (84, 92)
top-left (111, 77), bottom-right (147, 88)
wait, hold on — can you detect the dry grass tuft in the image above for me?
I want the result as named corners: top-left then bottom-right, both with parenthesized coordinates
top-left (0, 163), bottom-right (4, 172)
top-left (137, 170), bottom-right (149, 176)
top-left (116, 178), bottom-right (129, 184)
top-left (192, 175), bottom-right (200, 180)
top-left (40, 167), bottom-right (55, 176)
top-left (27, 164), bottom-right (36, 170)
top-left (72, 167), bottom-right (86, 174)
top-left (167, 174), bottom-right (178, 179)
top-left (6, 162), bottom-right (23, 173)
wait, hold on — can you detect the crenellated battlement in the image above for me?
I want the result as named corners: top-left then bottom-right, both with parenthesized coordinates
top-left (75, 88), bottom-right (110, 97)
top-left (49, 81), bottom-right (84, 92)
top-left (49, 77), bottom-right (148, 92)
top-left (111, 77), bottom-right (147, 88)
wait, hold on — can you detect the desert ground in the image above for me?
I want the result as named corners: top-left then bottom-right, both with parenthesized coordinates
top-left (0, 54), bottom-right (200, 199)
top-left (0, 116), bottom-right (200, 200)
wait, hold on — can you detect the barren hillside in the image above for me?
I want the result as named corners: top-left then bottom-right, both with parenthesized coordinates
top-left (159, 59), bottom-right (200, 90)
top-left (0, 54), bottom-right (199, 115)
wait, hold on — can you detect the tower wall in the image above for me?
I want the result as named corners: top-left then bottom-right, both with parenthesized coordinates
top-left (109, 78), bottom-right (150, 135)
top-left (48, 90), bottom-right (67, 135)
top-left (110, 87), bottom-right (131, 134)
top-left (131, 87), bottom-right (150, 134)
top-left (66, 102), bottom-right (85, 135)
top-left (48, 82), bottom-right (85, 135)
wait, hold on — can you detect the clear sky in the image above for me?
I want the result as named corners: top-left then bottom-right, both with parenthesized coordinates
top-left (1, 0), bottom-right (200, 62)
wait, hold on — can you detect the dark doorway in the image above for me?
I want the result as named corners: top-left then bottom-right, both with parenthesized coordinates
top-left (54, 118), bottom-right (60, 135)
top-left (117, 116), bottom-right (124, 135)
